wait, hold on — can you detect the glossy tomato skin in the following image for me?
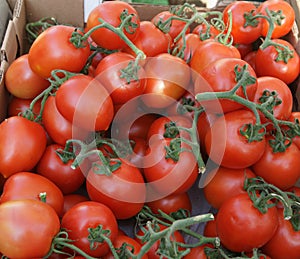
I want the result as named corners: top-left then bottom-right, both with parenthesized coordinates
top-left (86, 1), bottom-right (140, 50)
top-left (5, 54), bottom-right (49, 99)
top-left (55, 74), bottom-right (114, 131)
top-left (0, 116), bottom-right (47, 178)
top-left (61, 193), bottom-right (89, 217)
top-left (262, 208), bottom-right (300, 259)
top-left (205, 109), bottom-right (266, 169)
top-left (61, 201), bottom-right (119, 257)
top-left (8, 96), bottom-right (41, 117)
top-left (0, 171), bottom-right (64, 216)
top-left (183, 244), bottom-right (214, 259)
top-left (28, 25), bottom-right (91, 78)
top-left (0, 199), bottom-right (60, 258)
top-left (216, 193), bottom-right (279, 252)
top-left (255, 39), bottom-right (300, 84)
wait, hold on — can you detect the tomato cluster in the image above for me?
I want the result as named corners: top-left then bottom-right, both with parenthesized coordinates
top-left (0, 0), bottom-right (300, 258)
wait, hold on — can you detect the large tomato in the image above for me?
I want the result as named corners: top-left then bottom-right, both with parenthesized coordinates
top-left (28, 25), bottom-right (91, 78)
top-left (0, 199), bottom-right (60, 258)
top-left (0, 116), bottom-right (47, 178)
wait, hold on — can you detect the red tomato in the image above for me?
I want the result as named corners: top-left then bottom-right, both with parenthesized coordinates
top-left (203, 216), bottom-right (218, 238)
top-left (252, 136), bottom-right (300, 190)
top-left (0, 199), bottom-right (60, 258)
top-left (61, 201), bottom-right (119, 257)
top-left (55, 74), bottom-right (114, 131)
top-left (28, 25), bottom-right (91, 78)
top-left (255, 39), bottom-right (300, 84)
top-left (243, 50), bottom-right (257, 71)
top-left (61, 193), bottom-right (89, 217)
top-left (86, 158), bottom-right (146, 219)
top-left (86, 1), bottom-right (140, 50)
top-left (192, 23), bottom-right (220, 40)
top-left (236, 43), bottom-right (254, 59)
top-left (128, 114), bottom-right (159, 140)
top-left (183, 243), bottom-right (214, 259)
top-left (262, 208), bottom-right (300, 259)
top-left (223, 1), bottom-right (262, 44)
top-left (0, 116), bottom-right (47, 178)
top-left (288, 111), bottom-right (300, 149)
top-left (0, 171), bottom-right (64, 216)
top-left (125, 137), bottom-right (148, 169)
top-left (205, 109), bottom-right (266, 169)
top-left (5, 54), bottom-right (50, 99)
top-left (216, 193), bottom-right (279, 252)
top-left (203, 166), bottom-right (256, 209)
top-left (8, 96), bottom-right (41, 118)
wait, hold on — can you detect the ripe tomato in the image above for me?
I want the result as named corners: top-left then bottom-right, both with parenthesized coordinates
top-left (61, 201), bottom-right (119, 257)
top-left (203, 216), bottom-right (218, 238)
top-left (55, 74), bottom-right (114, 131)
top-left (288, 111), bottom-right (300, 149)
top-left (216, 193), bottom-right (279, 252)
top-left (0, 199), bottom-right (60, 258)
top-left (5, 54), bottom-right (50, 99)
top-left (8, 96), bottom-right (41, 117)
top-left (0, 171), bottom-right (64, 216)
top-left (236, 43), bottom-right (254, 59)
top-left (28, 25), bottom-right (91, 78)
top-left (192, 23), bottom-right (220, 40)
top-left (0, 116), bottom-right (47, 178)
top-left (203, 166), bottom-right (256, 209)
top-left (183, 244), bottom-right (214, 259)
top-left (205, 109), bottom-right (266, 169)
top-left (255, 39), bottom-right (300, 84)
top-left (86, 158), bottom-right (146, 219)
top-left (86, 1), bottom-right (140, 50)
top-left (243, 50), bottom-right (257, 71)
top-left (61, 193), bottom-right (89, 217)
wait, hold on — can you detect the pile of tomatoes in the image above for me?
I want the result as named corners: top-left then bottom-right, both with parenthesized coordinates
top-left (0, 0), bottom-right (300, 258)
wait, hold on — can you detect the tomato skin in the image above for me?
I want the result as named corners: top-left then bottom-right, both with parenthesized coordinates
top-left (5, 54), bottom-right (50, 99)
top-left (262, 208), bottom-right (300, 259)
top-left (8, 96), bottom-right (41, 117)
top-left (0, 116), bottom-right (47, 178)
top-left (243, 50), bottom-right (257, 71)
top-left (128, 114), bottom-right (159, 140)
top-left (61, 201), bottom-right (119, 257)
top-left (205, 109), bottom-right (266, 169)
top-left (255, 39), bottom-right (300, 84)
top-left (55, 74), bottom-right (114, 131)
top-left (86, 1), bottom-right (140, 50)
top-left (183, 244), bottom-right (214, 259)
top-left (216, 193), bottom-right (279, 252)
top-left (192, 23), bottom-right (220, 39)
top-left (288, 112), bottom-right (300, 150)
top-left (61, 193), bottom-right (89, 217)
top-left (203, 167), bottom-right (256, 209)
top-left (28, 25), bottom-right (91, 78)
top-left (0, 199), bottom-right (60, 258)
top-left (203, 216), bottom-right (218, 238)
top-left (0, 171), bottom-right (64, 216)
top-left (252, 136), bottom-right (300, 190)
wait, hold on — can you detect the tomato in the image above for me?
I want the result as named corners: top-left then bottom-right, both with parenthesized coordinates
top-left (196, 57), bottom-right (258, 113)
top-left (223, 1), bottom-right (262, 45)
top-left (55, 74), bottom-right (114, 131)
top-left (86, 158), bottom-right (146, 219)
top-left (8, 96), bottom-right (41, 118)
top-left (288, 111), bottom-right (300, 150)
top-left (142, 53), bottom-right (190, 109)
top-left (183, 244), bottom-right (214, 259)
top-left (28, 25), bottom-right (91, 78)
top-left (255, 39), bottom-right (300, 84)
top-left (0, 171), bottom-right (64, 216)
top-left (203, 216), bottom-right (218, 238)
top-left (203, 166), bottom-right (256, 209)
top-left (236, 43), bottom-right (254, 59)
top-left (36, 144), bottom-right (88, 195)
top-left (192, 23), bottom-right (220, 40)
top-left (0, 199), bottom-right (60, 258)
top-left (216, 193), bottom-right (279, 252)
top-left (5, 54), bottom-right (50, 99)
top-left (262, 208), bottom-right (300, 259)
top-left (205, 109), bottom-right (266, 169)
top-left (61, 193), bottom-right (89, 217)
top-left (61, 201), bottom-right (119, 257)
top-left (86, 1), bottom-right (140, 50)
top-left (125, 137), bottom-right (148, 169)
top-left (243, 50), bottom-right (257, 71)
top-left (94, 52), bottom-right (146, 105)
top-left (257, 0), bottom-right (295, 39)
top-left (252, 136), bottom-right (300, 190)
top-left (0, 116), bottom-right (47, 178)
top-left (146, 192), bottom-right (192, 215)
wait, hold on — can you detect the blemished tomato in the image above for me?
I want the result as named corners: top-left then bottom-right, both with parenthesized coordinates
top-left (7, 96), bottom-right (41, 118)
top-left (94, 52), bottom-right (146, 105)
top-left (222, 1), bottom-right (262, 45)
top-left (0, 171), bottom-right (64, 216)
top-left (255, 39), bottom-right (300, 84)
top-left (257, 0), bottom-right (295, 39)
top-left (55, 74), bottom-right (114, 131)
top-left (252, 136), bottom-right (300, 190)
top-left (205, 109), bottom-right (266, 169)
top-left (61, 201), bottom-right (119, 257)
top-left (61, 193), bottom-right (89, 217)
top-left (28, 25), bottom-right (91, 78)
top-left (86, 158), bottom-right (146, 219)
top-left (262, 208), bottom-right (300, 259)
top-left (0, 199), bottom-right (60, 258)
top-left (86, 1), bottom-right (140, 50)
top-left (216, 193), bottom-right (279, 252)
top-left (4, 54), bottom-right (50, 99)
top-left (203, 166), bottom-right (256, 209)
top-left (0, 116), bottom-right (47, 178)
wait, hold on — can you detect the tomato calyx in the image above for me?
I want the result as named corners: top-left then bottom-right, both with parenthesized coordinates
top-left (243, 9), bottom-right (260, 28)
top-left (88, 225), bottom-right (113, 252)
top-left (240, 123), bottom-right (266, 143)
